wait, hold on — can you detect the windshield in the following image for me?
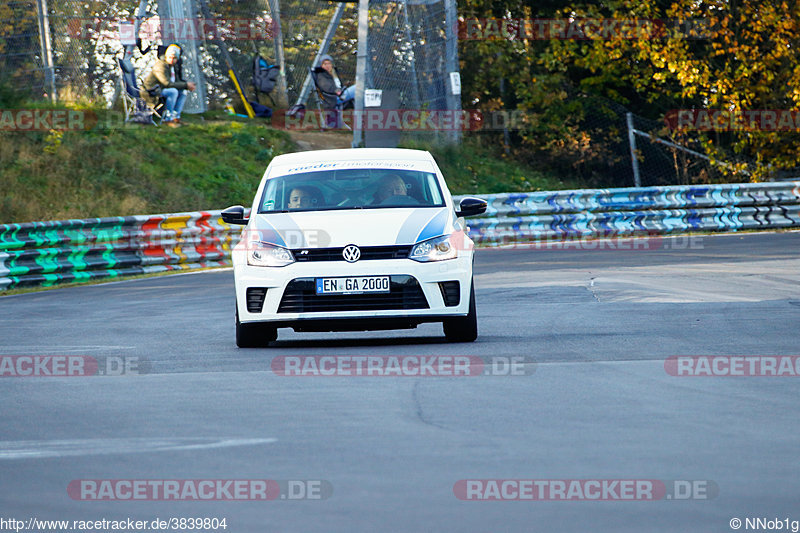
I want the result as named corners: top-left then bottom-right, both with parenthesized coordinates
top-left (258, 168), bottom-right (445, 213)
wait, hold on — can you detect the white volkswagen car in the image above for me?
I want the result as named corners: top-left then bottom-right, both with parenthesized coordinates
top-left (222, 148), bottom-right (486, 347)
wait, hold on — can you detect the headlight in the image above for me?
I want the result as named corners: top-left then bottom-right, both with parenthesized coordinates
top-left (409, 234), bottom-right (457, 262)
top-left (247, 241), bottom-right (295, 267)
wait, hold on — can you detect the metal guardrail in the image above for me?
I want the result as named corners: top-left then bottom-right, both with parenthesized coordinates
top-left (0, 211), bottom-right (240, 290)
top-left (455, 181), bottom-right (800, 246)
top-left (1, 181), bottom-right (798, 290)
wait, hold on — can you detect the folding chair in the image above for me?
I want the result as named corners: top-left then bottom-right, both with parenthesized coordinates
top-left (117, 57), bottom-right (163, 125)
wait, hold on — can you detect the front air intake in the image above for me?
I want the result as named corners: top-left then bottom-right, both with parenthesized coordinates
top-left (246, 287), bottom-right (268, 313)
top-left (438, 281), bottom-right (460, 307)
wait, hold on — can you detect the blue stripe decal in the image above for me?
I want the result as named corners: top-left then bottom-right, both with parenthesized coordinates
top-left (395, 209), bottom-right (443, 244)
top-left (270, 213), bottom-right (305, 248)
top-left (254, 216), bottom-right (287, 248)
top-left (415, 209), bottom-right (449, 243)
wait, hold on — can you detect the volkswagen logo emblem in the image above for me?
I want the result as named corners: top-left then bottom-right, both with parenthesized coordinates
top-left (342, 244), bottom-right (361, 263)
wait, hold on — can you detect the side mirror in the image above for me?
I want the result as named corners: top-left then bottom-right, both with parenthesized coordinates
top-left (455, 197), bottom-right (487, 218)
top-left (221, 205), bottom-right (248, 225)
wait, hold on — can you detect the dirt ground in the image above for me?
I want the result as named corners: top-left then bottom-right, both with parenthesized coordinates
top-left (288, 130), bottom-right (353, 151)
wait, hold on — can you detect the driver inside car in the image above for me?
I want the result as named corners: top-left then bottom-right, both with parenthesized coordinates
top-left (373, 174), bottom-right (408, 204)
top-left (288, 186), bottom-right (324, 209)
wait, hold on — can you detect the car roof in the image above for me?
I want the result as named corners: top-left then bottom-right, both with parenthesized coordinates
top-left (268, 148), bottom-right (434, 166)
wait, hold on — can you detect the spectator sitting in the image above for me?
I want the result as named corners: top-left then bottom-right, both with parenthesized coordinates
top-left (142, 44), bottom-right (196, 127)
top-left (313, 54), bottom-right (355, 110)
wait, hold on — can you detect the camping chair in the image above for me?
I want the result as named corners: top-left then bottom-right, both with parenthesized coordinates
top-left (309, 67), bottom-right (350, 130)
top-left (117, 57), bottom-right (163, 125)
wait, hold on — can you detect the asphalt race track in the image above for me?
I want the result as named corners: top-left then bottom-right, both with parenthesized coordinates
top-left (1, 231), bottom-right (798, 532)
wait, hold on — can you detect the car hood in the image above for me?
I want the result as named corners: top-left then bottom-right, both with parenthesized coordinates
top-left (247, 207), bottom-right (453, 248)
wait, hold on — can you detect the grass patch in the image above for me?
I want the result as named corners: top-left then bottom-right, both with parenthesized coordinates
top-left (0, 110), bottom-right (295, 224)
top-left (1, 101), bottom-right (575, 224)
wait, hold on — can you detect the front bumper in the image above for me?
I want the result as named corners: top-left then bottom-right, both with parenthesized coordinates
top-left (234, 254), bottom-right (473, 327)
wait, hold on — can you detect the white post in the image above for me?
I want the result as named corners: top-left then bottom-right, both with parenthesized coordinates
top-left (34, 0), bottom-right (56, 103)
top-left (627, 112), bottom-right (642, 187)
top-left (159, 0), bottom-right (207, 113)
top-left (267, 0), bottom-right (289, 107)
top-left (352, 0), bottom-right (369, 148)
top-left (443, 0), bottom-right (461, 143)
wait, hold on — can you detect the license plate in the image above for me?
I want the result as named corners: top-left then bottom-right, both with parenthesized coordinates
top-left (316, 276), bottom-right (391, 295)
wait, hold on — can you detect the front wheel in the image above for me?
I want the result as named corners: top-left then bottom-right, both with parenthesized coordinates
top-left (236, 305), bottom-right (277, 348)
top-left (443, 280), bottom-right (477, 343)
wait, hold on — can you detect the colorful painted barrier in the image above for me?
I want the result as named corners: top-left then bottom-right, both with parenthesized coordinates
top-left (0, 211), bottom-right (242, 290)
top-left (456, 181), bottom-right (800, 246)
top-left (1, 181), bottom-right (798, 290)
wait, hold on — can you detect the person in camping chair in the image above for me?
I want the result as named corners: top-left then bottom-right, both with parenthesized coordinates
top-left (314, 54), bottom-right (355, 110)
top-left (142, 44), bottom-right (196, 126)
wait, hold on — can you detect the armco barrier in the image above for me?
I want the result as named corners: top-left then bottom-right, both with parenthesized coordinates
top-left (0, 211), bottom-right (241, 290)
top-left (456, 181), bottom-right (800, 246)
top-left (1, 181), bottom-right (798, 290)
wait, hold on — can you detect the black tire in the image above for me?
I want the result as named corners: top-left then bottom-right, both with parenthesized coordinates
top-left (236, 305), bottom-right (277, 348)
top-left (443, 280), bottom-right (477, 343)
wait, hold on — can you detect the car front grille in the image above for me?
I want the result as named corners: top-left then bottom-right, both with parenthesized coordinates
top-left (277, 275), bottom-right (428, 313)
top-left (292, 245), bottom-right (412, 262)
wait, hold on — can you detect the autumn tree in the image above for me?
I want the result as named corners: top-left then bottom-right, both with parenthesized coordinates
top-left (459, 0), bottom-right (800, 183)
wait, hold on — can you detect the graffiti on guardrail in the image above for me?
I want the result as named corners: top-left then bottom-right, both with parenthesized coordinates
top-left (1, 181), bottom-right (798, 290)
top-left (454, 181), bottom-right (800, 246)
